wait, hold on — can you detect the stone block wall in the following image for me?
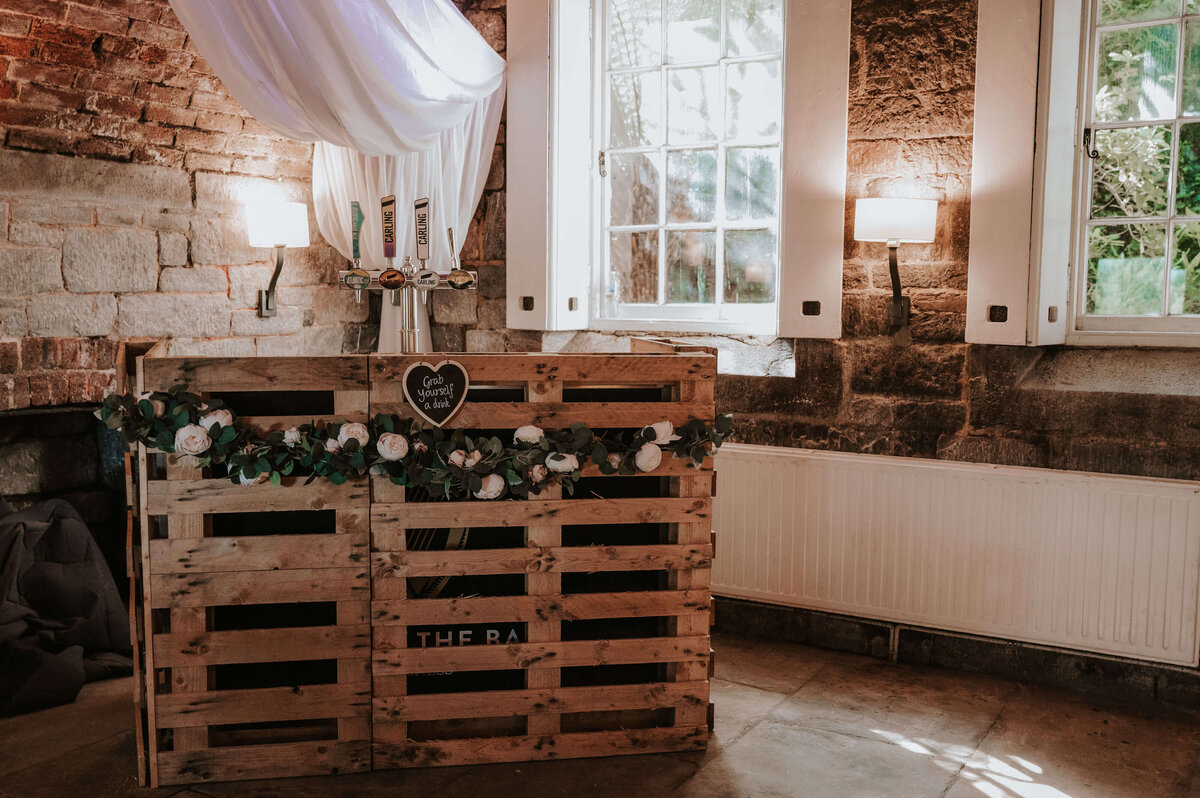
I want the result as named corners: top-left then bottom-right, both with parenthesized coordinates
top-left (0, 0), bottom-right (378, 413)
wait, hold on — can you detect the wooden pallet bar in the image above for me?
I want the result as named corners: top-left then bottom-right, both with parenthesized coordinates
top-left (129, 344), bottom-right (717, 783)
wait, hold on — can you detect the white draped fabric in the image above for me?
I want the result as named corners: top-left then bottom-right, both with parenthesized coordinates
top-left (313, 83), bottom-right (504, 352)
top-left (169, 0), bottom-right (506, 352)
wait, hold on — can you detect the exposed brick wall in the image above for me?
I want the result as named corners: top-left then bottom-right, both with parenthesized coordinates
top-left (0, 0), bottom-right (379, 412)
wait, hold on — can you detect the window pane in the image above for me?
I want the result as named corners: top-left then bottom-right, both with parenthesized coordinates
top-left (1090, 125), bottom-right (1172, 218)
top-left (1171, 222), bottom-right (1200, 314)
top-left (1098, 0), bottom-right (1181, 24)
top-left (726, 0), bottom-right (783, 56)
top-left (1191, 0), bottom-right (1200, 12)
top-left (724, 229), bottom-right (777, 303)
top-left (610, 71), bottom-right (661, 148)
top-left (667, 66), bottom-right (719, 143)
top-left (725, 146), bottom-right (779, 221)
top-left (1183, 21), bottom-right (1200, 115)
top-left (1087, 223), bottom-right (1167, 315)
top-left (1177, 123), bottom-right (1200, 215)
top-left (608, 0), bottom-right (661, 69)
top-left (610, 231), bottom-right (658, 303)
top-left (667, 0), bottom-right (720, 63)
top-left (727, 61), bottom-right (781, 139)
top-left (1094, 24), bottom-right (1178, 122)
top-left (666, 230), bottom-right (716, 303)
top-left (610, 153), bottom-right (660, 227)
top-left (666, 149), bottom-right (716, 223)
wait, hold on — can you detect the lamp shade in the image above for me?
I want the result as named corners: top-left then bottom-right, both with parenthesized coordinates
top-left (853, 198), bottom-right (937, 244)
top-left (245, 201), bottom-right (310, 248)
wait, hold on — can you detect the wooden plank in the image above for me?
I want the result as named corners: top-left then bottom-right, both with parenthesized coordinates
top-left (147, 477), bottom-right (369, 515)
top-left (240, 413), bottom-right (368, 431)
top-left (368, 400), bottom-right (711, 429)
top-left (374, 681), bottom-right (709, 723)
top-left (372, 496), bottom-right (710, 530)
top-left (369, 354), bottom-right (715, 385)
top-left (526, 379), bottom-right (562, 736)
top-left (135, 354), bottom-right (160, 788)
top-left (157, 683), bottom-right (370, 728)
top-left (372, 543), bottom-right (713, 579)
top-left (673, 377), bottom-right (714, 727)
top-left (142, 356), bottom-right (368, 393)
top-left (156, 739), bottom-right (370, 785)
top-left (164, 456), bottom-right (208, 754)
top-left (373, 634), bottom-right (710, 675)
top-left (150, 567), bottom-right (369, 608)
top-left (373, 590), bottom-right (711, 626)
top-left (148, 534), bottom-right (367, 574)
top-left (373, 726), bottom-right (707, 768)
top-left (154, 624), bottom-right (370, 667)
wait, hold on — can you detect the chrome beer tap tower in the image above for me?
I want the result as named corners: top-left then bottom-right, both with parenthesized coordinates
top-left (338, 196), bottom-right (477, 354)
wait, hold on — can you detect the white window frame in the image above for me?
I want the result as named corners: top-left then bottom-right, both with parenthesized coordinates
top-left (589, 2), bottom-right (785, 336)
top-left (506, 0), bottom-right (851, 340)
top-left (970, 0), bottom-right (1200, 348)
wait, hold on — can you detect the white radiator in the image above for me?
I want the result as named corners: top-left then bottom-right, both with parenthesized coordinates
top-left (712, 444), bottom-right (1200, 666)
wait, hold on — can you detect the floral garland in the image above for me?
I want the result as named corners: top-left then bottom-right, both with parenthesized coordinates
top-left (98, 384), bottom-right (734, 501)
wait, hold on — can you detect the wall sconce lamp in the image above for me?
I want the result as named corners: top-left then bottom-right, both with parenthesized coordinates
top-left (853, 197), bottom-right (938, 334)
top-left (245, 201), bottom-right (310, 318)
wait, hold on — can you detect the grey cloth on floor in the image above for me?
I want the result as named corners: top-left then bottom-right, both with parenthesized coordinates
top-left (0, 498), bottom-right (131, 714)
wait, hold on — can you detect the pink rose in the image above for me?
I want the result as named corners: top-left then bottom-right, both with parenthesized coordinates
top-left (376, 433), bottom-right (409, 461)
top-left (448, 449), bottom-right (467, 467)
top-left (337, 422), bottom-right (369, 448)
top-left (529, 464), bottom-right (548, 483)
top-left (199, 408), bottom-right (233, 431)
top-left (464, 450), bottom-right (482, 468)
top-left (173, 424), bottom-right (211, 456)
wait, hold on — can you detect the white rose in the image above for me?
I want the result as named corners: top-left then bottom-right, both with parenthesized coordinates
top-left (199, 408), bottom-right (233, 431)
top-left (448, 449), bottom-right (468, 467)
top-left (238, 469), bottom-right (269, 486)
top-left (473, 472), bottom-right (506, 500)
top-left (545, 452), bottom-right (579, 473)
top-left (138, 392), bottom-right (166, 418)
top-left (647, 421), bottom-right (681, 444)
top-left (324, 438), bottom-right (341, 454)
top-left (513, 425), bottom-right (544, 445)
top-left (173, 424), bottom-right (211, 456)
top-left (529, 464), bottom-right (548, 483)
top-left (337, 422), bottom-right (369, 448)
top-left (634, 442), bottom-right (662, 472)
top-left (283, 426), bottom-right (301, 447)
top-left (464, 450), bottom-right (482, 468)
top-left (607, 453), bottom-right (623, 470)
top-left (376, 433), bottom-right (409, 461)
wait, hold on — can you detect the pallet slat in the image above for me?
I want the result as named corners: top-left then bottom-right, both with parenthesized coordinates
top-left (370, 401), bottom-right (711, 429)
top-left (372, 634), bottom-right (710, 675)
top-left (372, 590), bottom-right (711, 626)
top-left (373, 726), bottom-right (709, 768)
top-left (156, 740), bottom-right (370, 783)
top-left (157, 683), bottom-right (371, 728)
top-left (371, 497), bottom-right (709, 530)
top-left (154, 624), bottom-right (370, 667)
top-left (374, 681), bottom-right (709, 723)
top-left (371, 544), bottom-right (713, 579)
top-left (148, 533), bottom-right (366, 574)
top-left (150, 567), bottom-right (368, 608)
top-left (148, 477), bottom-right (369, 514)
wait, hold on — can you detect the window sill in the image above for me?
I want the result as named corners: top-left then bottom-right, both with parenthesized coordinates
top-left (1018, 347), bottom-right (1200, 398)
top-left (541, 330), bottom-right (795, 377)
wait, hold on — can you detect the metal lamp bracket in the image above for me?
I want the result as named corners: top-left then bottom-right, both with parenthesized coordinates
top-left (258, 244), bottom-right (285, 318)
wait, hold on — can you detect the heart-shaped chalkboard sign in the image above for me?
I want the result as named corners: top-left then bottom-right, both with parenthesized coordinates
top-left (402, 360), bottom-right (470, 428)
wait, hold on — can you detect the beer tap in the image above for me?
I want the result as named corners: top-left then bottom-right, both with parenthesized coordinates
top-left (343, 201), bottom-right (370, 302)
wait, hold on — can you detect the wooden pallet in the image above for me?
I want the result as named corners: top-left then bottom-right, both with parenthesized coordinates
top-left (368, 352), bottom-right (715, 768)
top-left (129, 346), bottom-right (717, 783)
top-left (133, 356), bottom-right (372, 787)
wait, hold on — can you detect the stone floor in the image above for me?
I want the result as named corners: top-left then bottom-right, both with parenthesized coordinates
top-left (2, 633), bottom-right (1199, 798)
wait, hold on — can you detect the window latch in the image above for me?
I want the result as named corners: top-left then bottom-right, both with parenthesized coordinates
top-left (598, 150), bottom-right (607, 177)
top-left (1083, 128), bottom-right (1099, 159)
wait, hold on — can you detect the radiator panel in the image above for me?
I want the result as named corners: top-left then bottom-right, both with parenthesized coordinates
top-left (712, 444), bottom-right (1200, 666)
